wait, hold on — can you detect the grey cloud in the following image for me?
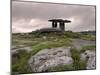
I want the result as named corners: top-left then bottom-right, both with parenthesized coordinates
top-left (12, 1), bottom-right (95, 33)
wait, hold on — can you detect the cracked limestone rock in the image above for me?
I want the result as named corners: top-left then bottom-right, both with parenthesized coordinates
top-left (28, 47), bottom-right (73, 72)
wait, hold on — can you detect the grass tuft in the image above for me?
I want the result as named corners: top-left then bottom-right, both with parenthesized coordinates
top-left (70, 48), bottom-right (87, 70)
top-left (12, 50), bottom-right (32, 74)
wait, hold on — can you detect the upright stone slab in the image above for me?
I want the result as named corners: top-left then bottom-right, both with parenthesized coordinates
top-left (59, 22), bottom-right (65, 31)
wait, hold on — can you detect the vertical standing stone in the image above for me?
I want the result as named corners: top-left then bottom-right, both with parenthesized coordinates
top-left (52, 21), bottom-right (57, 28)
top-left (52, 21), bottom-right (55, 28)
top-left (59, 22), bottom-right (65, 31)
top-left (54, 21), bottom-right (57, 28)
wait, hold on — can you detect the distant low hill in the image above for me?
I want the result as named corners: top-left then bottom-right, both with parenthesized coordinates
top-left (12, 30), bottom-right (96, 36)
top-left (79, 31), bottom-right (96, 35)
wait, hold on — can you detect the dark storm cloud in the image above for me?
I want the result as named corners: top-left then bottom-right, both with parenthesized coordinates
top-left (12, 1), bottom-right (95, 33)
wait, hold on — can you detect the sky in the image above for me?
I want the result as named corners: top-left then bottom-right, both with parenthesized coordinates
top-left (12, 0), bottom-right (96, 33)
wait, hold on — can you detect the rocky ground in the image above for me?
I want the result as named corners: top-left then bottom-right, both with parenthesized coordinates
top-left (12, 39), bottom-right (96, 73)
top-left (12, 32), bottom-right (96, 73)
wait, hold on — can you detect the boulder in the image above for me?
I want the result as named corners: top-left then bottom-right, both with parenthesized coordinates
top-left (28, 47), bottom-right (73, 72)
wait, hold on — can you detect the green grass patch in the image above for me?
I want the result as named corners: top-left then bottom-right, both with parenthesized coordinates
top-left (31, 38), bottom-right (72, 55)
top-left (64, 31), bottom-right (96, 41)
top-left (12, 50), bottom-right (32, 74)
top-left (80, 45), bottom-right (96, 53)
top-left (64, 31), bottom-right (81, 38)
top-left (80, 34), bottom-right (96, 41)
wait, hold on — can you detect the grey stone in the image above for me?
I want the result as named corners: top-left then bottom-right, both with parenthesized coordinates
top-left (28, 47), bottom-right (73, 72)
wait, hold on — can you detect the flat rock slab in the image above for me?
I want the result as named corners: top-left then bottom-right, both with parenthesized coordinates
top-left (72, 39), bottom-right (95, 49)
top-left (28, 47), bottom-right (73, 72)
